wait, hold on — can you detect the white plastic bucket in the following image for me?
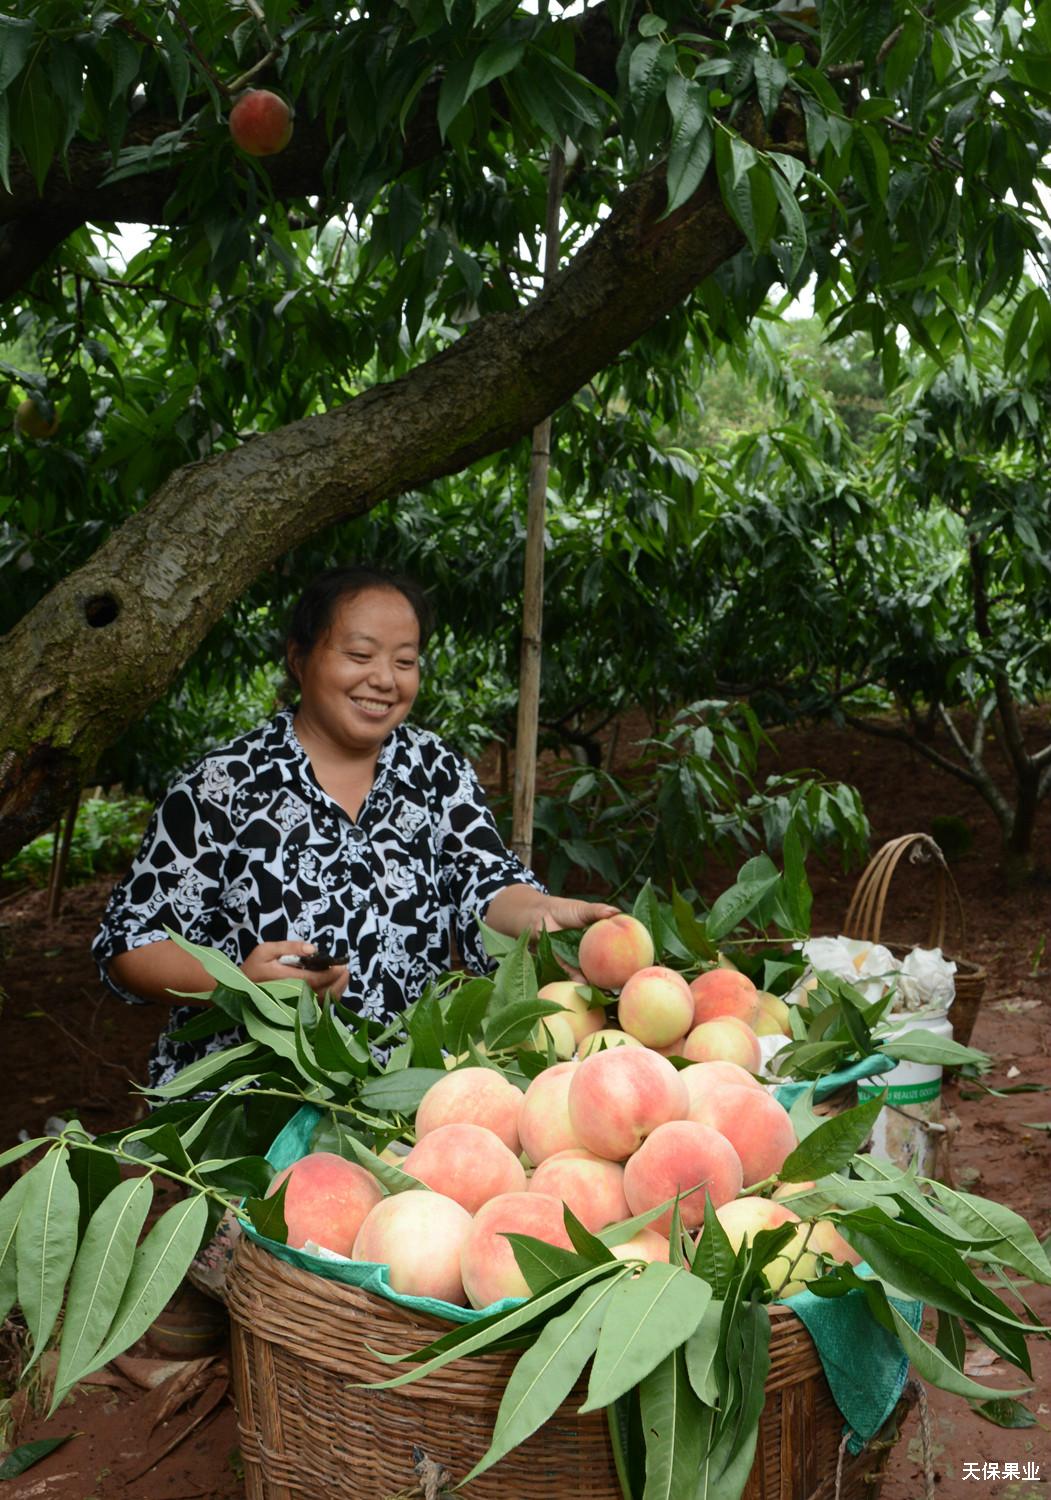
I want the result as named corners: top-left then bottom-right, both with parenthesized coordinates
top-left (858, 1011), bottom-right (953, 1177)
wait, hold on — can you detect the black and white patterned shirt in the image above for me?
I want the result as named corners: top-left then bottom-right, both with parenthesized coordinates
top-left (94, 709), bottom-right (542, 1086)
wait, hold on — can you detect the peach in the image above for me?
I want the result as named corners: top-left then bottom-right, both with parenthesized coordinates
top-left (568, 1047), bottom-right (689, 1161)
top-left (353, 1190), bottom-right (472, 1304)
top-left (689, 969), bottom-right (761, 1028)
top-left (577, 1028), bottom-right (644, 1058)
top-left (518, 1061), bottom-right (583, 1165)
top-left (525, 1013), bottom-right (577, 1059)
top-left (578, 914), bottom-right (655, 991)
top-left (711, 1196), bottom-right (808, 1296)
top-left (617, 966), bottom-right (695, 1049)
top-left (402, 1123), bottom-right (526, 1213)
top-left (687, 1082), bottom-right (797, 1187)
top-left (460, 1191), bottom-right (575, 1309)
top-left (416, 1066), bottom-right (524, 1154)
top-left (654, 1036), bottom-right (689, 1057)
top-left (754, 992), bottom-right (793, 1038)
top-left (609, 1227), bottom-right (671, 1263)
top-left (622, 1120), bottom-right (743, 1234)
top-left (528, 1149), bottom-right (630, 1233)
top-left (536, 981), bottom-right (606, 1046)
top-left (266, 1151), bottom-right (382, 1256)
top-left (682, 1017), bottom-right (762, 1072)
top-left (229, 88), bottom-right (293, 156)
top-left (680, 1061), bottom-right (763, 1121)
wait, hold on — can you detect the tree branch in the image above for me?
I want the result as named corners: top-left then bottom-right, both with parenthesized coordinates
top-left (0, 149), bottom-right (750, 860)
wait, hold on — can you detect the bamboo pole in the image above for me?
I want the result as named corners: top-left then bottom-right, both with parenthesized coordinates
top-left (47, 790), bottom-right (80, 922)
top-left (511, 146), bottom-right (565, 867)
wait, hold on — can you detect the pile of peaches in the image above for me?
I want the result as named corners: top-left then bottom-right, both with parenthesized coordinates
top-left (267, 914), bottom-right (859, 1311)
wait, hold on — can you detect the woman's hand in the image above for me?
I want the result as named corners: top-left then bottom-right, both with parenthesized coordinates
top-left (242, 941), bottom-right (350, 998)
top-left (485, 885), bottom-right (620, 940)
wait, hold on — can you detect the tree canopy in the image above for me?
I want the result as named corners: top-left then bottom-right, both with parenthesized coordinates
top-left (2, 0), bottom-right (1051, 862)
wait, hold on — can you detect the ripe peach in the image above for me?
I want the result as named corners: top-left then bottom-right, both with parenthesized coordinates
top-left (578, 914), bottom-right (654, 991)
top-left (266, 1151), bottom-right (382, 1256)
top-left (536, 981), bottom-right (606, 1046)
top-left (416, 1066), bottom-right (524, 1155)
top-left (710, 1196), bottom-right (810, 1296)
top-left (576, 1028), bottom-right (644, 1058)
top-left (689, 969), bottom-right (761, 1029)
top-left (460, 1191), bottom-right (574, 1309)
top-left (807, 1217), bottom-right (862, 1267)
top-left (609, 1227), bottom-right (671, 1263)
top-left (353, 1190), bottom-right (472, 1304)
top-left (518, 1060), bottom-right (583, 1165)
top-left (568, 1046), bottom-right (689, 1161)
top-left (680, 1061), bottom-right (763, 1122)
top-left (617, 966), bottom-right (695, 1049)
top-left (528, 1149), bottom-right (630, 1233)
top-left (402, 1123), bottom-right (526, 1213)
top-left (687, 1082), bottom-right (796, 1186)
top-left (682, 1017), bottom-right (762, 1072)
top-left (622, 1120), bottom-right (743, 1234)
top-left (229, 88), bottom-right (293, 156)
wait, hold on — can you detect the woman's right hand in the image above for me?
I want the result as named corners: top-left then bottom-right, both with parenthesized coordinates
top-left (242, 941), bottom-right (350, 999)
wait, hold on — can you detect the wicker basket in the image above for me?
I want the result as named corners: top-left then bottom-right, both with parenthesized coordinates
top-left (227, 1236), bottom-right (909, 1500)
top-left (842, 833), bottom-right (987, 1047)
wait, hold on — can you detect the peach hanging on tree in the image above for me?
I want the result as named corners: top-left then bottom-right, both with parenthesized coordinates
top-left (228, 89), bottom-right (293, 156)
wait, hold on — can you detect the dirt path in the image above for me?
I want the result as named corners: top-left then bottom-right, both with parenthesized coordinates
top-left (0, 715), bottom-right (1048, 1498)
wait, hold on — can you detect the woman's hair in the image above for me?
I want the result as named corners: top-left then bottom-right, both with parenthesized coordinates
top-left (284, 566), bottom-right (434, 680)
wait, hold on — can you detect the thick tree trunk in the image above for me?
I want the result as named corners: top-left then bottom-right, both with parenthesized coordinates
top-left (0, 158), bottom-right (747, 862)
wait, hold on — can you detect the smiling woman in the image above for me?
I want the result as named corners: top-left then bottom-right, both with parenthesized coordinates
top-left (93, 565), bottom-right (617, 1088)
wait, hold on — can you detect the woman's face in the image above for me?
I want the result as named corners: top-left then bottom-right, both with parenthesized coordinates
top-left (291, 586), bottom-right (421, 757)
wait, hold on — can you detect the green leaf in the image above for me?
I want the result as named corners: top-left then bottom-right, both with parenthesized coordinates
top-left (691, 1198), bottom-right (738, 1297)
top-left (702, 1296), bottom-right (771, 1493)
top-left (342, 1134), bottom-right (428, 1195)
top-left (461, 1276), bottom-right (618, 1483)
top-left (0, 1138), bottom-right (49, 1172)
top-left (358, 1067), bottom-right (449, 1115)
top-left (244, 1176), bottom-right (289, 1244)
top-left (684, 1296), bottom-right (723, 1406)
top-left (882, 1295), bottom-right (1030, 1401)
top-left (0, 1435), bottom-right (73, 1480)
top-left (68, 1147), bottom-right (121, 1239)
top-left (972, 1398), bottom-right (1035, 1429)
top-left (489, 928), bottom-right (539, 1015)
top-left (13, 71), bottom-right (60, 196)
top-left (639, 1347), bottom-right (704, 1500)
top-left (366, 1263), bottom-right (622, 1385)
top-left (0, 15), bottom-right (35, 93)
top-left (52, 1175), bottom-right (154, 1408)
top-left (629, 38), bottom-right (673, 110)
top-left (926, 1182), bottom-right (1051, 1285)
top-left (443, 976), bottom-right (495, 1053)
top-left (704, 871), bottom-right (780, 942)
top-left (0, 1175), bottom-right (29, 1324)
top-left (484, 997), bottom-right (565, 1051)
top-left (89, 1195), bottom-right (209, 1371)
top-left (878, 1030), bottom-right (989, 1069)
top-left (505, 1233), bottom-right (594, 1295)
top-left (0, 92), bottom-right (11, 195)
top-left (148, 1040), bottom-right (262, 1098)
top-left (166, 929), bottom-right (297, 1028)
top-left (16, 1148), bottom-right (79, 1366)
top-left (779, 1093), bottom-right (884, 1180)
top-left (583, 1262), bottom-right (712, 1411)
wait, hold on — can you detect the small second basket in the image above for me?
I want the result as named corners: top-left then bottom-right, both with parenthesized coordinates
top-left (227, 1236), bottom-right (910, 1500)
top-left (842, 832), bottom-right (987, 1047)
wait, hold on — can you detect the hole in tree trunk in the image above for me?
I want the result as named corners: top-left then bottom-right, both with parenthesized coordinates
top-left (84, 594), bottom-right (120, 627)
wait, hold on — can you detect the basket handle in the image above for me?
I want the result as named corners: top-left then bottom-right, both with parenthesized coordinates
top-left (842, 833), bottom-right (966, 950)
